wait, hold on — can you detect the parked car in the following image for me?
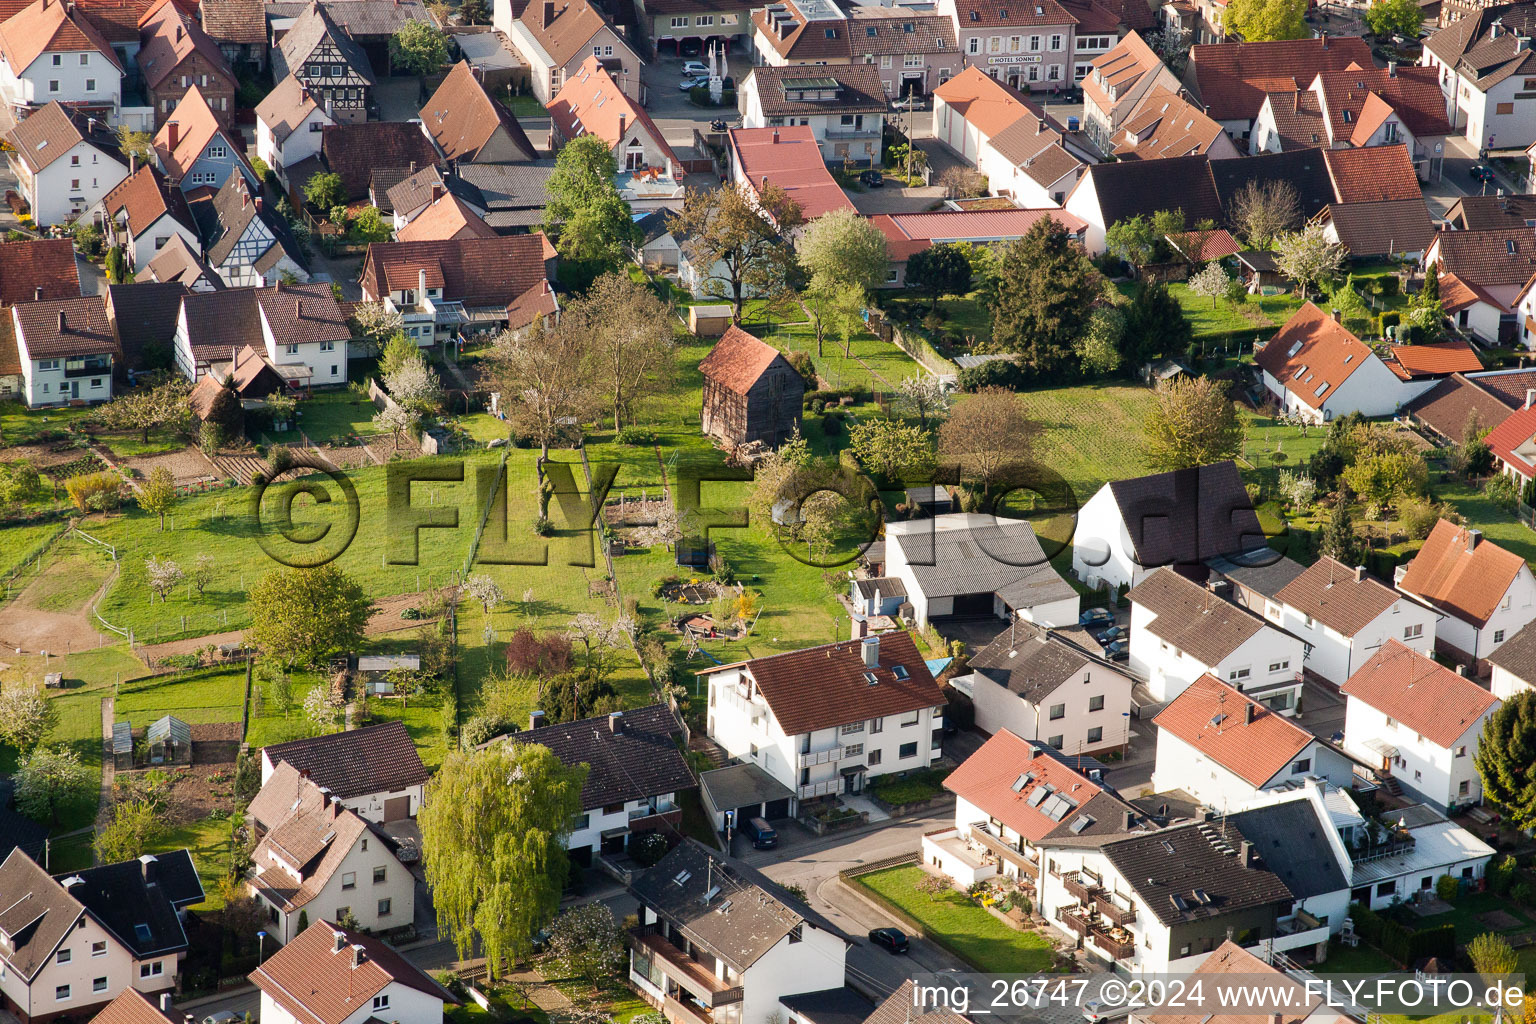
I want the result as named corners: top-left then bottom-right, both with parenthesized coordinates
top-left (203, 1013), bottom-right (241, 1024)
top-left (868, 927), bottom-right (910, 953)
top-left (1470, 164), bottom-right (1495, 183)
top-left (679, 38), bottom-right (702, 56)
top-left (679, 76), bottom-right (708, 91)
top-left (743, 816), bottom-right (778, 848)
top-left (1103, 639), bottom-right (1129, 661)
top-left (1079, 607), bottom-right (1114, 628)
top-left (858, 169), bottom-right (885, 188)
top-left (681, 60), bottom-right (709, 76)
top-left (1095, 625), bottom-right (1127, 644)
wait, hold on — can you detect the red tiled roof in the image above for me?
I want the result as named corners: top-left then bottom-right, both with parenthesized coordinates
top-left (1254, 302), bottom-right (1375, 410)
top-left (548, 57), bottom-right (677, 168)
top-left (1273, 556), bottom-right (1400, 637)
top-left (1310, 65), bottom-right (1451, 144)
top-left (934, 65), bottom-right (1038, 139)
top-left (1321, 144), bottom-right (1422, 203)
top-left (700, 632), bottom-right (943, 737)
top-left (751, 0), bottom-right (854, 62)
top-left (420, 60), bottom-right (536, 163)
top-left (0, 0), bottom-right (121, 79)
top-left (137, 0), bottom-right (234, 90)
top-left (1398, 518), bottom-right (1527, 629)
top-left (729, 125), bottom-right (854, 223)
top-left (1113, 89), bottom-right (1229, 160)
top-left (1390, 339), bottom-right (1483, 378)
top-left (518, 0), bottom-right (627, 69)
top-left (942, 730), bottom-right (1104, 842)
top-left (883, 208), bottom-right (1087, 248)
top-left (1340, 639), bottom-right (1498, 748)
top-left (154, 85), bottom-right (236, 179)
top-left (250, 921), bottom-right (453, 1024)
top-left (1186, 36), bottom-right (1376, 122)
top-left (1486, 402), bottom-right (1536, 478)
top-left (1437, 269), bottom-right (1491, 313)
top-left (395, 194), bottom-right (496, 242)
top-left (1166, 227), bottom-right (1241, 262)
top-left (1153, 674), bottom-right (1314, 788)
top-left (0, 239), bottom-right (79, 306)
top-left (698, 324), bottom-right (784, 394)
top-left (505, 279), bottom-right (558, 331)
top-left (358, 234), bottom-right (553, 308)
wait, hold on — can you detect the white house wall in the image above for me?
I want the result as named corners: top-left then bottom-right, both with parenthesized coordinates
top-left (1341, 698), bottom-right (1494, 811)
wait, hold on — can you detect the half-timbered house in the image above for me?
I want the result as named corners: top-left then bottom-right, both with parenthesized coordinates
top-left (271, 1), bottom-right (375, 124)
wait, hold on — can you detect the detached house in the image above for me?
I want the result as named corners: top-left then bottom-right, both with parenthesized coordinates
top-left (1151, 674), bottom-right (1354, 809)
top-left (500, 0), bottom-right (643, 104)
top-left (504, 704), bottom-right (696, 865)
top-left (172, 284), bottom-right (335, 383)
top-left (549, 57), bottom-right (680, 201)
top-left (628, 840), bottom-right (848, 1024)
top-left (701, 632), bottom-right (945, 804)
top-left (0, 0), bottom-right (124, 123)
top-left (1341, 641), bottom-right (1499, 812)
top-left (698, 325), bottom-right (804, 449)
top-left (923, 729), bottom-right (1145, 892)
top-left (254, 75), bottom-right (335, 177)
top-left (933, 67), bottom-right (1088, 206)
top-left (1263, 557), bottom-right (1438, 687)
top-left (739, 65), bottom-right (885, 166)
top-left (245, 769), bottom-right (414, 944)
top-left (4, 102), bottom-right (129, 226)
top-left (421, 60), bottom-right (537, 164)
top-left (0, 848), bottom-right (201, 1023)
top-left (153, 86), bottom-right (256, 191)
top-left (1071, 460), bottom-right (1265, 592)
top-left (884, 513), bottom-right (1080, 629)
top-left (1255, 303), bottom-right (1435, 423)
top-left (261, 721), bottom-right (430, 824)
top-left (94, 164), bottom-right (199, 272)
top-left (1082, 31), bottom-right (1181, 152)
top-left (1128, 567), bottom-right (1306, 712)
top-left (1490, 619), bottom-right (1536, 699)
top-left (12, 295), bottom-right (117, 406)
top-left (252, 921), bottom-right (456, 1024)
top-left (955, 621), bottom-right (1135, 753)
top-left (137, 0), bottom-right (237, 129)
top-left (1395, 518), bottom-right (1536, 671)
top-left (193, 173), bottom-right (307, 288)
top-left (727, 124), bottom-right (855, 226)
top-left (1420, 3), bottom-right (1536, 150)
top-left (271, 2), bottom-right (374, 125)
top-left (200, 0), bottom-right (267, 72)
top-left (1426, 227), bottom-right (1531, 345)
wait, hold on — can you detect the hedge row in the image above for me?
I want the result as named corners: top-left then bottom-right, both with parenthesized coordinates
top-left (1349, 903), bottom-right (1456, 966)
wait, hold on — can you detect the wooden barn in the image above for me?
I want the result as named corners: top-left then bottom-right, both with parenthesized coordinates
top-left (698, 326), bottom-right (804, 449)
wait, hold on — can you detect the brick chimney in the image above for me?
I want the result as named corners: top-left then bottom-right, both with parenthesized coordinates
top-left (33, 286), bottom-right (41, 301)
top-left (608, 710), bottom-right (624, 734)
top-left (1354, 565), bottom-right (1366, 582)
top-left (295, 298), bottom-right (302, 319)
top-left (1244, 702), bottom-right (1255, 725)
top-left (167, 121), bottom-right (179, 149)
top-left (530, 709), bottom-right (546, 729)
top-left (431, 183), bottom-right (445, 202)
top-left (771, 128), bottom-right (779, 143)
top-left (618, 112), bottom-right (627, 138)
top-left (57, 310), bottom-right (66, 333)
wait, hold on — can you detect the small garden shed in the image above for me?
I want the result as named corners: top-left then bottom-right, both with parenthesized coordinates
top-left (698, 325), bottom-right (804, 449)
top-left (111, 721), bottom-right (133, 771)
top-left (147, 714), bottom-right (191, 765)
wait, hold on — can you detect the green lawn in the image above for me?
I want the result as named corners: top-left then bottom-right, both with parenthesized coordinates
top-left (758, 314), bottom-right (923, 391)
top-left (115, 667), bottom-right (247, 725)
top-left (1019, 383), bottom-right (1159, 504)
top-left (98, 427), bottom-right (184, 459)
top-left (153, 815), bottom-right (236, 910)
top-left (1116, 281), bottom-right (1303, 342)
top-left (21, 536), bottom-right (114, 612)
top-left (1407, 890), bottom-right (1536, 942)
top-left (269, 390), bottom-right (383, 444)
top-left (881, 292), bottom-right (993, 346)
top-left (854, 864), bottom-right (1057, 972)
top-left (0, 520), bottom-right (69, 584)
top-left (1310, 940), bottom-right (1396, 973)
top-left (0, 401), bottom-right (95, 444)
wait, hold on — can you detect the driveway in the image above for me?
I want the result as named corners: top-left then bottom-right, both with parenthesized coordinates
top-left (847, 183), bottom-right (948, 215)
top-left (642, 52), bottom-right (737, 152)
top-left (374, 76), bottom-right (425, 122)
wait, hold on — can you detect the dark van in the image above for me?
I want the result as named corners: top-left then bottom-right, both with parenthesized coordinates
top-left (744, 816), bottom-right (778, 848)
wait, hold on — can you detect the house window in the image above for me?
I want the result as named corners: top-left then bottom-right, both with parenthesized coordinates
top-left (1414, 770), bottom-right (1422, 781)
top-left (91, 941), bottom-right (106, 957)
top-left (901, 712), bottom-right (920, 727)
top-left (1404, 624), bottom-right (1423, 639)
top-left (1456, 745), bottom-right (1468, 757)
top-left (1087, 726), bottom-right (1103, 744)
top-left (1269, 661), bottom-right (1289, 672)
top-left (377, 898), bottom-right (392, 917)
top-left (1088, 695), bottom-right (1104, 712)
top-left (968, 37), bottom-right (980, 53)
top-left (572, 812), bottom-right (590, 830)
top-left (49, 80), bottom-right (60, 92)
top-left (374, 866), bottom-right (387, 883)
top-left (671, 16), bottom-right (686, 25)
top-left (374, 995), bottom-right (391, 1011)
top-left (698, 15), bottom-right (713, 25)
top-left (844, 743), bottom-right (863, 756)
top-left (285, 344), bottom-right (298, 355)
top-left (1047, 64), bottom-right (1061, 80)
top-left (1029, 34), bottom-right (1040, 48)
top-left (868, 749), bottom-right (882, 765)
top-left (208, 145), bottom-right (227, 159)
top-left (53, 54), bottom-right (62, 65)
top-left (899, 741), bottom-right (918, 758)
top-left (319, 340), bottom-right (335, 351)
top-left (1228, 667), bottom-right (1250, 681)
top-left (881, 55), bottom-right (893, 68)
top-left (56, 986), bottom-right (70, 1002)
top-left (342, 871), bottom-right (357, 890)
top-left (140, 963), bottom-right (163, 978)
top-left (904, 54), bottom-right (923, 67)
top-left (71, 180), bottom-right (80, 190)
top-left (57, 949), bottom-right (71, 964)
top-left (1291, 758), bottom-right (1311, 775)
top-left (1047, 735), bottom-right (1064, 749)
top-left (1049, 703), bottom-right (1065, 720)
top-left (93, 978), bottom-right (108, 993)
top-left (336, 906), bottom-right (350, 921)
top-left (1495, 629), bottom-right (1506, 643)
top-left (1497, 102), bottom-right (1515, 115)
top-left (1049, 33), bottom-right (1062, 49)
top-left (841, 721), bottom-right (865, 734)
top-left (1376, 881), bottom-right (1396, 897)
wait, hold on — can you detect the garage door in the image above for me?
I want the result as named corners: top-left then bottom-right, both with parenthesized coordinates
top-left (764, 798), bottom-right (791, 819)
top-left (950, 592), bottom-right (994, 618)
top-left (383, 796), bottom-right (411, 822)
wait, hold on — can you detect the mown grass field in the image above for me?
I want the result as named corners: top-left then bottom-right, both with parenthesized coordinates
top-left (115, 668), bottom-right (247, 725)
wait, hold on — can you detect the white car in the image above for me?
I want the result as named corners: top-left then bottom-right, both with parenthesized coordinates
top-left (681, 61), bottom-right (709, 76)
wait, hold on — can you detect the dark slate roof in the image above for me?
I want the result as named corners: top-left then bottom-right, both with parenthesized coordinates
top-left (1486, 617), bottom-right (1536, 685)
top-left (106, 282), bottom-right (188, 372)
top-left (853, 577), bottom-right (906, 601)
top-left (1402, 372), bottom-right (1513, 442)
top-left (263, 720), bottom-right (431, 800)
top-left (1105, 460), bottom-right (1266, 574)
top-left (780, 989), bottom-right (876, 1024)
top-left (630, 839), bottom-right (847, 972)
top-left (1210, 148), bottom-right (1335, 221)
top-left (1080, 154), bottom-right (1223, 232)
top-left (504, 704), bottom-right (696, 810)
top-left (1205, 550), bottom-right (1308, 599)
top-left (698, 762), bottom-right (795, 812)
top-left (967, 619), bottom-right (1131, 704)
top-left (1226, 799), bottom-right (1347, 901)
top-left (57, 849), bottom-right (203, 958)
top-left (1102, 819), bottom-right (1293, 927)
top-left (0, 850), bottom-right (86, 981)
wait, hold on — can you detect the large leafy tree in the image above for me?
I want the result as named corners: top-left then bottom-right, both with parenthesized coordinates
top-left (847, 416), bottom-right (935, 480)
top-left (249, 564), bottom-right (374, 666)
top-left (389, 20), bottom-right (449, 76)
top-left (938, 387), bottom-right (1033, 496)
top-left (541, 134), bottom-right (637, 270)
top-left (302, 171), bottom-right (346, 211)
top-left (566, 272), bottom-right (675, 430)
top-left (1228, 180), bottom-right (1301, 249)
top-left (1365, 0), bottom-right (1423, 37)
top-left (794, 208), bottom-right (889, 294)
top-left (1142, 376), bottom-right (1244, 471)
top-left (0, 686), bottom-right (57, 753)
top-left (15, 747), bottom-right (95, 826)
top-left (1476, 689), bottom-right (1536, 830)
top-left (1225, 0), bottom-right (1307, 40)
top-left (906, 244), bottom-right (973, 312)
top-left (670, 183), bottom-right (803, 322)
top-left (139, 466), bottom-right (177, 531)
top-left (98, 376), bottom-right (192, 443)
top-left (986, 217), bottom-right (1100, 379)
top-left (486, 313), bottom-right (594, 457)
top-left (420, 744), bottom-right (588, 978)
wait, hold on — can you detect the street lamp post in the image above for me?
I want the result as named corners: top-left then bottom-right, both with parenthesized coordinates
top-left (257, 930), bottom-right (267, 965)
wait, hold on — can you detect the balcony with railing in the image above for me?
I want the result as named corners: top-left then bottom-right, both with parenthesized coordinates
top-left (1349, 828), bottom-right (1416, 864)
top-left (1062, 871), bottom-right (1101, 903)
top-left (1087, 922), bottom-right (1136, 961)
top-left (968, 823), bottom-right (1039, 878)
top-left (824, 125), bottom-right (881, 139)
top-left (798, 777), bottom-right (843, 800)
top-left (630, 929), bottom-right (742, 1008)
top-left (1057, 906), bottom-right (1090, 938)
top-left (64, 356), bottom-right (112, 378)
top-left (798, 745), bottom-right (846, 769)
top-left (1093, 892), bottom-right (1136, 926)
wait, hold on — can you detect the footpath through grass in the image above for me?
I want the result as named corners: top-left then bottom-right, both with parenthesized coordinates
top-left (853, 864), bottom-right (1056, 972)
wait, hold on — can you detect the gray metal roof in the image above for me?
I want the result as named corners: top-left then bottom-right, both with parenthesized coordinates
top-left (1226, 798), bottom-right (1348, 900)
top-left (357, 655), bottom-right (420, 673)
top-left (112, 721), bottom-right (132, 755)
top-left (1206, 550), bottom-right (1309, 600)
top-left (885, 513), bottom-right (1078, 611)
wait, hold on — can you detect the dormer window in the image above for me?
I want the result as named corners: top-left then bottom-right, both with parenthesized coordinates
top-left (825, 27), bottom-right (837, 37)
top-left (969, 11), bottom-right (979, 20)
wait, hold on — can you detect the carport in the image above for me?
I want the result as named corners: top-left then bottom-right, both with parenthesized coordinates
top-left (699, 762), bottom-right (796, 832)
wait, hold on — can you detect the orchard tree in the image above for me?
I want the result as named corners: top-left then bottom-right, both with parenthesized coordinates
top-left (380, 331), bottom-right (423, 376)
top-left (794, 208), bottom-right (889, 294)
top-left (1187, 263), bottom-right (1232, 309)
top-left (139, 466), bottom-right (177, 530)
top-left (374, 403), bottom-right (419, 451)
top-left (898, 374), bottom-right (952, 428)
top-left (1476, 689), bottom-right (1536, 830)
top-left (249, 564), bottom-right (374, 666)
top-left (847, 416), bottom-right (935, 480)
top-left (1229, 180), bottom-right (1301, 249)
top-left (1226, 0), bottom-right (1307, 40)
top-left (938, 387), bottom-right (1033, 496)
top-left (1075, 306), bottom-right (1124, 376)
top-left (94, 800), bottom-right (164, 863)
top-left (987, 217), bottom-right (1100, 378)
top-left (419, 744), bottom-right (588, 978)
top-left (546, 903), bottom-right (625, 992)
top-left (15, 747), bottom-right (95, 825)
top-left (385, 358), bottom-right (443, 414)
top-left (906, 243), bottom-right (972, 313)
top-left (1365, 0), bottom-right (1423, 37)
top-left (569, 272), bottom-right (675, 430)
top-left (486, 313), bottom-right (594, 458)
top-left (465, 574), bottom-right (505, 616)
top-left (303, 685), bottom-right (346, 732)
top-left (0, 686), bottom-right (57, 752)
top-left (145, 556), bottom-right (185, 602)
top-left (98, 376), bottom-right (192, 443)
top-left (0, 459), bottom-right (41, 511)
top-left (389, 20), bottom-right (449, 76)
top-left (1274, 225), bottom-right (1345, 297)
top-left (1142, 376), bottom-right (1243, 471)
top-left (670, 183), bottom-right (802, 322)
top-left (541, 134), bottom-right (637, 270)
top-left (353, 303), bottom-right (407, 355)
